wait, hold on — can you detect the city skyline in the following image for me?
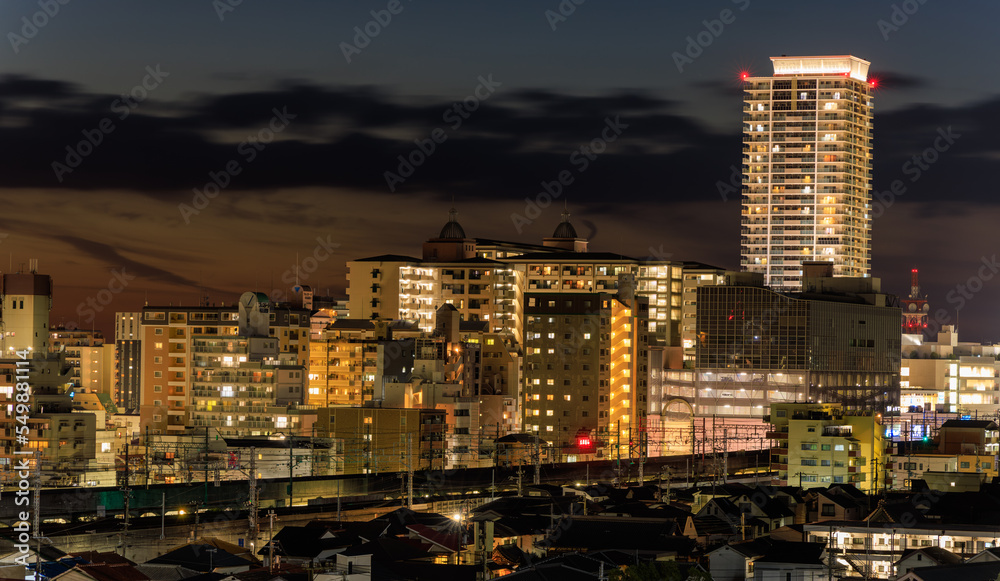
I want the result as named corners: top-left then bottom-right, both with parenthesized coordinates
top-left (3, 1), bottom-right (1000, 340)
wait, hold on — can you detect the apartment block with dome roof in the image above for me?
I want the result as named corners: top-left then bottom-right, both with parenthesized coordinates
top-left (345, 208), bottom-right (729, 351)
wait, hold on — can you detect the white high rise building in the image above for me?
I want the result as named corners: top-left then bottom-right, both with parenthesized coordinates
top-left (741, 55), bottom-right (874, 288)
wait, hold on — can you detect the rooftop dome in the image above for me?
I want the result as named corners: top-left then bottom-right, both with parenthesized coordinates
top-left (552, 210), bottom-right (578, 239)
top-left (439, 208), bottom-right (467, 239)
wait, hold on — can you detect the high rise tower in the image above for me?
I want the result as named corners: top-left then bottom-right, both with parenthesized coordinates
top-left (741, 55), bottom-right (874, 289)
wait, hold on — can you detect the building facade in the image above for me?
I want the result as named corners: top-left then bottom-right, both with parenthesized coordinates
top-left (138, 297), bottom-right (311, 435)
top-left (660, 275), bottom-right (900, 420)
top-left (522, 288), bottom-right (649, 460)
top-left (1, 268), bottom-right (52, 355)
top-left (115, 312), bottom-right (142, 412)
top-left (768, 402), bottom-right (886, 492)
top-left (742, 55), bottom-right (874, 288)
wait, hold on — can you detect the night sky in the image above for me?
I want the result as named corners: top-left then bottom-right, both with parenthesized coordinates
top-left (3, 0), bottom-right (1000, 341)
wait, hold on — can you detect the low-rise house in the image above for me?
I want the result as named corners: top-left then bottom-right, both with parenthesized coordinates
top-left (897, 561), bottom-right (1000, 581)
top-left (894, 547), bottom-right (963, 577)
top-left (708, 539), bottom-right (830, 581)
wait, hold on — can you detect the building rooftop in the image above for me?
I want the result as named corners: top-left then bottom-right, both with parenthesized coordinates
top-left (769, 55), bottom-right (871, 81)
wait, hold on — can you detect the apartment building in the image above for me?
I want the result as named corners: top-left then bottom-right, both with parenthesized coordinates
top-left (742, 55), bottom-right (874, 288)
top-left (314, 406), bottom-right (446, 473)
top-left (346, 210), bottom-right (708, 350)
top-left (50, 327), bottom-right (105, 390)
top-left (115, 312), bottom-right (142, 411)
top-left (805, 521), bottom-right (1000, 579)
top-left (522, 285), bottom-right (649, 460)
top-left (138, 296), bottom-right (310, 435)
top-left (902, 326), bottom-right (1000, 416)
top-left (768, 402), bottom-right (886, 492)
top-left (0, 357), bottom-right (114, 486)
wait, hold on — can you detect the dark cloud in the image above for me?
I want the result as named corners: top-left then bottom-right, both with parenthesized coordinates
top-left (1, 74), bottom-right (998, 215)
top-left (692, 79), bottom-right (745, 99)
top-left (872, 71), bottom-right (926, 89)
top-left (0, 75), bottom-right (78, 99)
top-left (51, 235), bottom-right (223, 292)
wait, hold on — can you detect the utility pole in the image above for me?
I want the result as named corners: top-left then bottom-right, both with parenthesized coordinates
top-left (160, 493), bottom-right (165, 540)
top-left (638, 427), bottom-right (645, 485)
top-left (121, 442), bottom-right (131, 558)
top-left (190, 501), bottom-right (201, 542)
top-left (33, 450), bottom-right (41, 581)
top-left (267, 510), bottom-right (276, 573)
top-left (248, 448), bottom-right (258, 552)
top-left (287, 436), bottom-right (294, 507)
top-left (204, 427), bottom-right (209, 503)
top-left (616, 420), bottom-right (621, 486)
top-left (145, 425), bottom-right (150, 489)
top-left (533, 436), bottom-right (541, 485)
top-left (406, 433), bottom-right (413, 509)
